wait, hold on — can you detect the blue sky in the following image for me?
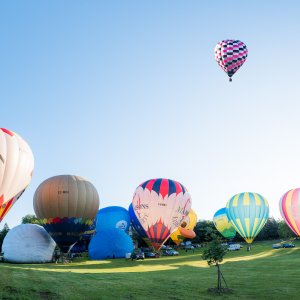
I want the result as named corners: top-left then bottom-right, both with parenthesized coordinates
top-left (1, 1), bottom-right (300, 229)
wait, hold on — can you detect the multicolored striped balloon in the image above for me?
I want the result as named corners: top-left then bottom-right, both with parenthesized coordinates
top-left (214, 39), bottom-right (248, 81)
top-left (280, 188), bottom-right (300, 236)
top-left (132, 178), bottom-right (192, 250)
top-left (226, 192), bottom-right (269, 244)
top-left (213, 208), bottom-right (236, 239)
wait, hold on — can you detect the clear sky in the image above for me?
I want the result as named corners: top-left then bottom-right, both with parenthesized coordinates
top-left (1, 1), bottom-right (300, 229)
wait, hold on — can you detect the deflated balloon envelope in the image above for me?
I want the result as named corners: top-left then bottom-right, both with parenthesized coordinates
top-left (88, 228), bottom-right (134, 260)
top-left (3, 224), bottom-right (56, 263)
top-left (96, 206), bottom-right (130, 232)
top-left (0, 128), bottom-right (34, 223)
top-left (33, 175), bottom-right (99, 252)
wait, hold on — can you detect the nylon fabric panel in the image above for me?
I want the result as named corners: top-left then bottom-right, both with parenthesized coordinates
top-left (1, 133), bottom-right (19, 200)
top-left (0, 130), bottom-right (7, 191)
top-left (68, 175), bottom-right (78, 217)
top-left (76, 177), bottom-right (87, 217)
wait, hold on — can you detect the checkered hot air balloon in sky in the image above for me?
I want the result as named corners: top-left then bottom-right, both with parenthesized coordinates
top-left (226, 192), bottom-right (269, 244)
top-left (132, 178), bottom-right (192, 250)
top-left (280, 188), bottom-right (300, 236)
top-left (214, 39), bottom-right (248, 82)
top-left (0, 128), bottom-right (34, 223)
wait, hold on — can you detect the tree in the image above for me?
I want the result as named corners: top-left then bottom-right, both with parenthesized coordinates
top-left (256, 217), bottom-right (280, 240)
top-left (21, 214), bottom-right (43, 225)
top-left (278, 221), bottom-right (296, 239)
top-left (202, 234), bottom-right (228, 292)
top-left (0, 223), bottom-right (9, 252)
top-left (193, 220), bottom-right (221, 243)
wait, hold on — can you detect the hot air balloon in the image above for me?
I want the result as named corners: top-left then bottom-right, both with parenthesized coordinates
top-left (88, 228), bottom-right (134, 260)
top-left (213, 208), bottom-right (236, 239)
top-left (170, 209), bottom-right (197, 245)
top-left (280, 188), bottom-right (300, 236)
top-left (96, 206), bottom-right (130, 232)
top-left (214, 39), bottom-right (248, 82)
top-left (0, 128), bottom-right (34, 223)
top-left (33, 175), bottom-right (99, 252)
top-left (3, 224), bottom-right (56, 263)
top-left (132, 178), bottom-right (192, 250)
top-left (226, 192), bottom-right (269, 245)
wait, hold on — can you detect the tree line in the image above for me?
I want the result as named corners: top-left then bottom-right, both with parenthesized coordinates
top-left (0, 215), bottom-right (297, 252)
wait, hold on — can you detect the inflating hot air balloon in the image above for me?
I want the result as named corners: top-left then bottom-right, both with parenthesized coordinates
top-left (213, 208), bottom-right (236, 239)
top-left (89, 228), bottom-right (134, 260)
top-left (33, 175), bottom-right (99, 252)
top-left (132, 178), bottom-right (192, 250)
top-left (170, 209), bottom-right (197, 245)
top-left (226, 192), bottom-right (269, 244)
top-left (3, 224), bottom-right (56, 263)
top-left (96, 206), bottom-right (130, 233)
top-left (214, 39), bottom-right (248, 81)
top-left (0, 128), bottom-right (34, 223)
top-left (280, 188), bottom-right (300, 236)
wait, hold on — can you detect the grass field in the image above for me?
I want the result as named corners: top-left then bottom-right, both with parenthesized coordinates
top-left (1, 240), bottom-right (299, 300)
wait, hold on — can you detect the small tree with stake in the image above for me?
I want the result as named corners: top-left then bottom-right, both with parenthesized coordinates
top-left (202, 234), bottom-right (231, 293)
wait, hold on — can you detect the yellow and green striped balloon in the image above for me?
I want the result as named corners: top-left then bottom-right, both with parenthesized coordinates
top-left (226, 192), bottom-right (269, 244)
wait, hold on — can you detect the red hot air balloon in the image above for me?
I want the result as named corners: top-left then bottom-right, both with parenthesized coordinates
top-left (132, 178), bottom-right (192, 250)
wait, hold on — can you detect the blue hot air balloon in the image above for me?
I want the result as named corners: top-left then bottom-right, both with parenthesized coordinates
top-left (226, 192), bottom-right (269, 244)
top-left (88, 228), bottom-right (134, 260)
top-left (96, 206), bottom-right (130, 233)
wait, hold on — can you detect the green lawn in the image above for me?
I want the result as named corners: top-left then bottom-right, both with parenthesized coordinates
top-left (0, 240), bottom-right (299, 299)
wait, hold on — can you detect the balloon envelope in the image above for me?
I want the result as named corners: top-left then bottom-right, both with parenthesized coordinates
top-left (0, 128), bottom-right (34, 223)
top-left (226, 192), bottom-right (269, 244)
top-left (3, 224), bottom-right (56, 263)
top-left (213, 208), bottom-right (236, 239)
top-left (88, 229), bottom-right (134, 260)
top-left (96, 206), bottom-right (130, 232)
top-left (280, 188), bottom-right (300, 236)
top-left (170, 209), bottom-right (197, 245)
top-left (33, 175), bottom-right (99, 252)
top-left (128, 203), bottom-right (147, 238)
top-left (214, 39), bottom-right (248, 80)
top-left (132, 178), bottom-right (192, 250)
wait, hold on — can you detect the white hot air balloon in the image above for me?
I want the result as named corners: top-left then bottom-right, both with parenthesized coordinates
top-left (132, 178), bottom-right (192, 250)
top-left (2, 224), bottom-right (56, 263)
top-left (0, 128), bottom-right (34, 222)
